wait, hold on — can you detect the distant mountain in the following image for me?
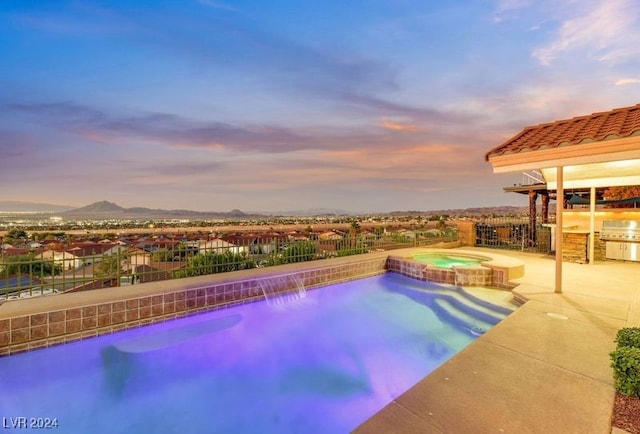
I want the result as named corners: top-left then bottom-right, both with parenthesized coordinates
top-left (70, 200), bottom-right (125, 214)
top-left (0, 201), bottom-right (75, 213)
top-left (63, 201), bottom-right (263, 219)
top-left (228, 209), bottom-right (248, 217)
top-left (261, 208), bottom-right (352, 217)
top-left (387, 206), bottom-right (530, 216)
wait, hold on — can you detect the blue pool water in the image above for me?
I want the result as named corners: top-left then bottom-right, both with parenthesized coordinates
top-left (0, 274), bottom-right (508, 433)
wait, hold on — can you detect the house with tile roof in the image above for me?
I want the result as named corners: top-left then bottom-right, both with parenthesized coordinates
top-left (318, 230), bottom-right (342, 240)
top-left (38, 250), bottom-right (82, 270)
top-left (66, 243), bottom-right (125, 265)
top-left (133, 238), bottom-right (182, 252)
top-left (197, 238), bottom-right (242, 255)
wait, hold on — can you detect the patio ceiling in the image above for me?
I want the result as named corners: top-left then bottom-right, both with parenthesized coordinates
top-left (541, 157), bottom-right (640, 190)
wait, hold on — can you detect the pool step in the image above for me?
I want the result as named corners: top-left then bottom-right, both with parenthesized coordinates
top-left (381, 273), bottom-right (516, 336)
top-left (431, 295), bottom-right (507, 336)
top-left (386, 273), bottom-right (518, 315)
top-left (454, 287), bottom-right (517, 316)
top-left (438, 294), bottom-right (508, 324)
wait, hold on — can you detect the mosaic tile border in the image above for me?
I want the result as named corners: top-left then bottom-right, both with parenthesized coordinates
top-left (385, 255), bottom-right (517, 290)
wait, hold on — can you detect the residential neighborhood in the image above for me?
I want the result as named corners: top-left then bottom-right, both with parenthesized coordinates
top-left (0, 222), bottom-right (457, 300)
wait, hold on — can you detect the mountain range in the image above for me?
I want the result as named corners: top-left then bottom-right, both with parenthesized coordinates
top-left (63, 201), bottom-right (265, 219)
top-left (0, 201), bottom-right (75, 213)
top-left (0, 200), bottom-right (349, 218)
top-left (0, 200), bottom-right (533, 218)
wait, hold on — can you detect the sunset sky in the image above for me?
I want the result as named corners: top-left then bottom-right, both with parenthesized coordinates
top-left (1, 0), bottom-right (639, 213)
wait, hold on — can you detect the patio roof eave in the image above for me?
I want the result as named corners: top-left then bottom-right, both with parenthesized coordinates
top-left (486, 135), bottom-right (640, 176)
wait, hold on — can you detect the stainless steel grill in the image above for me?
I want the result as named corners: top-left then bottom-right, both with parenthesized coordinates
top-left (601, 220), bottom-right (640, 241)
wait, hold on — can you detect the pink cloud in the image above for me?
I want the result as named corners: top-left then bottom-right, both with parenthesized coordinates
top-left (380, 120), bottom-right (420, 132)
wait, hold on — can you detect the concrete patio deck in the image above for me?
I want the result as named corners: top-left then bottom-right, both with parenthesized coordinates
top-left (355, 247), bottom-right (640, 434)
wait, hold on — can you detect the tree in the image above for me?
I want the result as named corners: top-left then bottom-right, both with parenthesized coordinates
top-left (175, 251), bottom-right (255, 278)
top-left (349, 221), bottom-right (361, 236)
top-left (151, 248), bottom-right (173, 262)
top-left (94, 255), bottom-right (122, 279)
top-left (604, 186), bottom-right (640, 207)
top-left (280, 240), bottom-right (317, 264)
top-left (7, 228), bottom-right (27, 239)
top-left (336, 241), bottom-right (367, 257)
top-left (3, 228), bottom-right (28, 245)
top-left (1, 253), bottom-right (62, 276)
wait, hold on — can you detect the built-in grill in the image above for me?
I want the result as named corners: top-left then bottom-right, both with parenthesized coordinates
top-left (600, 220), bottom-right (640, 241)
top-left (601, 220), bottom-right (640, 261)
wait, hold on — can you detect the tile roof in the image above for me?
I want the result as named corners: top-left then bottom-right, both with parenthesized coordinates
top-left (486, 103), bottom-right (640, 160)
top-left (66, 243), bottom-right (119, 256)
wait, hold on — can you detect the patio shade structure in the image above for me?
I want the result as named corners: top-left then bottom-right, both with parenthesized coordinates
top-left (486, 103), bottom-right (640, 293)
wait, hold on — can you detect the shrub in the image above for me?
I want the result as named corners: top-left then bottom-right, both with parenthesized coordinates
top-left (336, 240), bottom-right (368, 257)
top-left (280, 241), bottom-right (317, 264)
top-left (614, 327), bottom-right (640, 349)
top-left (175, 251), bottom-right (255, 278)
top-left (610, 346), bottom-right (640, 397)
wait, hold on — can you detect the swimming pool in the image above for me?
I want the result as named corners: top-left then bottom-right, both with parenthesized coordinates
top-left (413, 252), bottom-right (488, 268)
top-left (0, 273), bottom-right (510, 433)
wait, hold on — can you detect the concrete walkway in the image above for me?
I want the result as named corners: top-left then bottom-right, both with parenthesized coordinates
top-left (355, 248), bottom-right (640, 434)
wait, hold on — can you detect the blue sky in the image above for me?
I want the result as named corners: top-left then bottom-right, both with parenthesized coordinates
top-left (1, 0), bottom-right (639, 213)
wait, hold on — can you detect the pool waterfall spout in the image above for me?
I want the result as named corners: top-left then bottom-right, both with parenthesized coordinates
top-left (258, 274), bottom-right (307, 306)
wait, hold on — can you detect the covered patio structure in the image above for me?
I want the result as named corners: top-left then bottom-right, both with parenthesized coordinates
top-left (486, 103), bottom-right (640, 293)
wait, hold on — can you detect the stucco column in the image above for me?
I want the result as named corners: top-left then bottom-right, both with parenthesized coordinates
top-left (589, 186), bottom-right (596, 265)
top-left (555, 166), bottom-right (563, 293)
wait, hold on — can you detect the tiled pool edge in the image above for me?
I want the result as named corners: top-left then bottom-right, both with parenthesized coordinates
top-left (386, 254), bottom-right (520, 290)
top-left (0, 255), bottom-right (388, 357)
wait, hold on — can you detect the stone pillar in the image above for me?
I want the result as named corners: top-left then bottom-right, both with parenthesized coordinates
top-left (528, 190), bottom-right (538, 247)
top-left (454, 220), bottom-right (476, 246)
top-left (541, 192), bottom-right (549, 224)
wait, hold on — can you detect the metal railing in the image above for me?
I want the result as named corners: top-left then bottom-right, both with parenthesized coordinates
top-left (475, 216), bottom-right (552, 253)
top-left (0, 227), bottom-right (458, 301)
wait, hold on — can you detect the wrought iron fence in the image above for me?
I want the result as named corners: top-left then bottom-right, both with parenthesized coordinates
top-left (475, 216), bottom-right (553, 253)
top-left (0, 227), bottom-right (458, 301)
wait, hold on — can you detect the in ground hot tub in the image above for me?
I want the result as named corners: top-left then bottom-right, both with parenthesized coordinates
top-left (386, 251), bottom-right (493, 287)
top-left (387, 249), bottom-right (524, 290)
top-left (412, 253), bottom-right (488, 268)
